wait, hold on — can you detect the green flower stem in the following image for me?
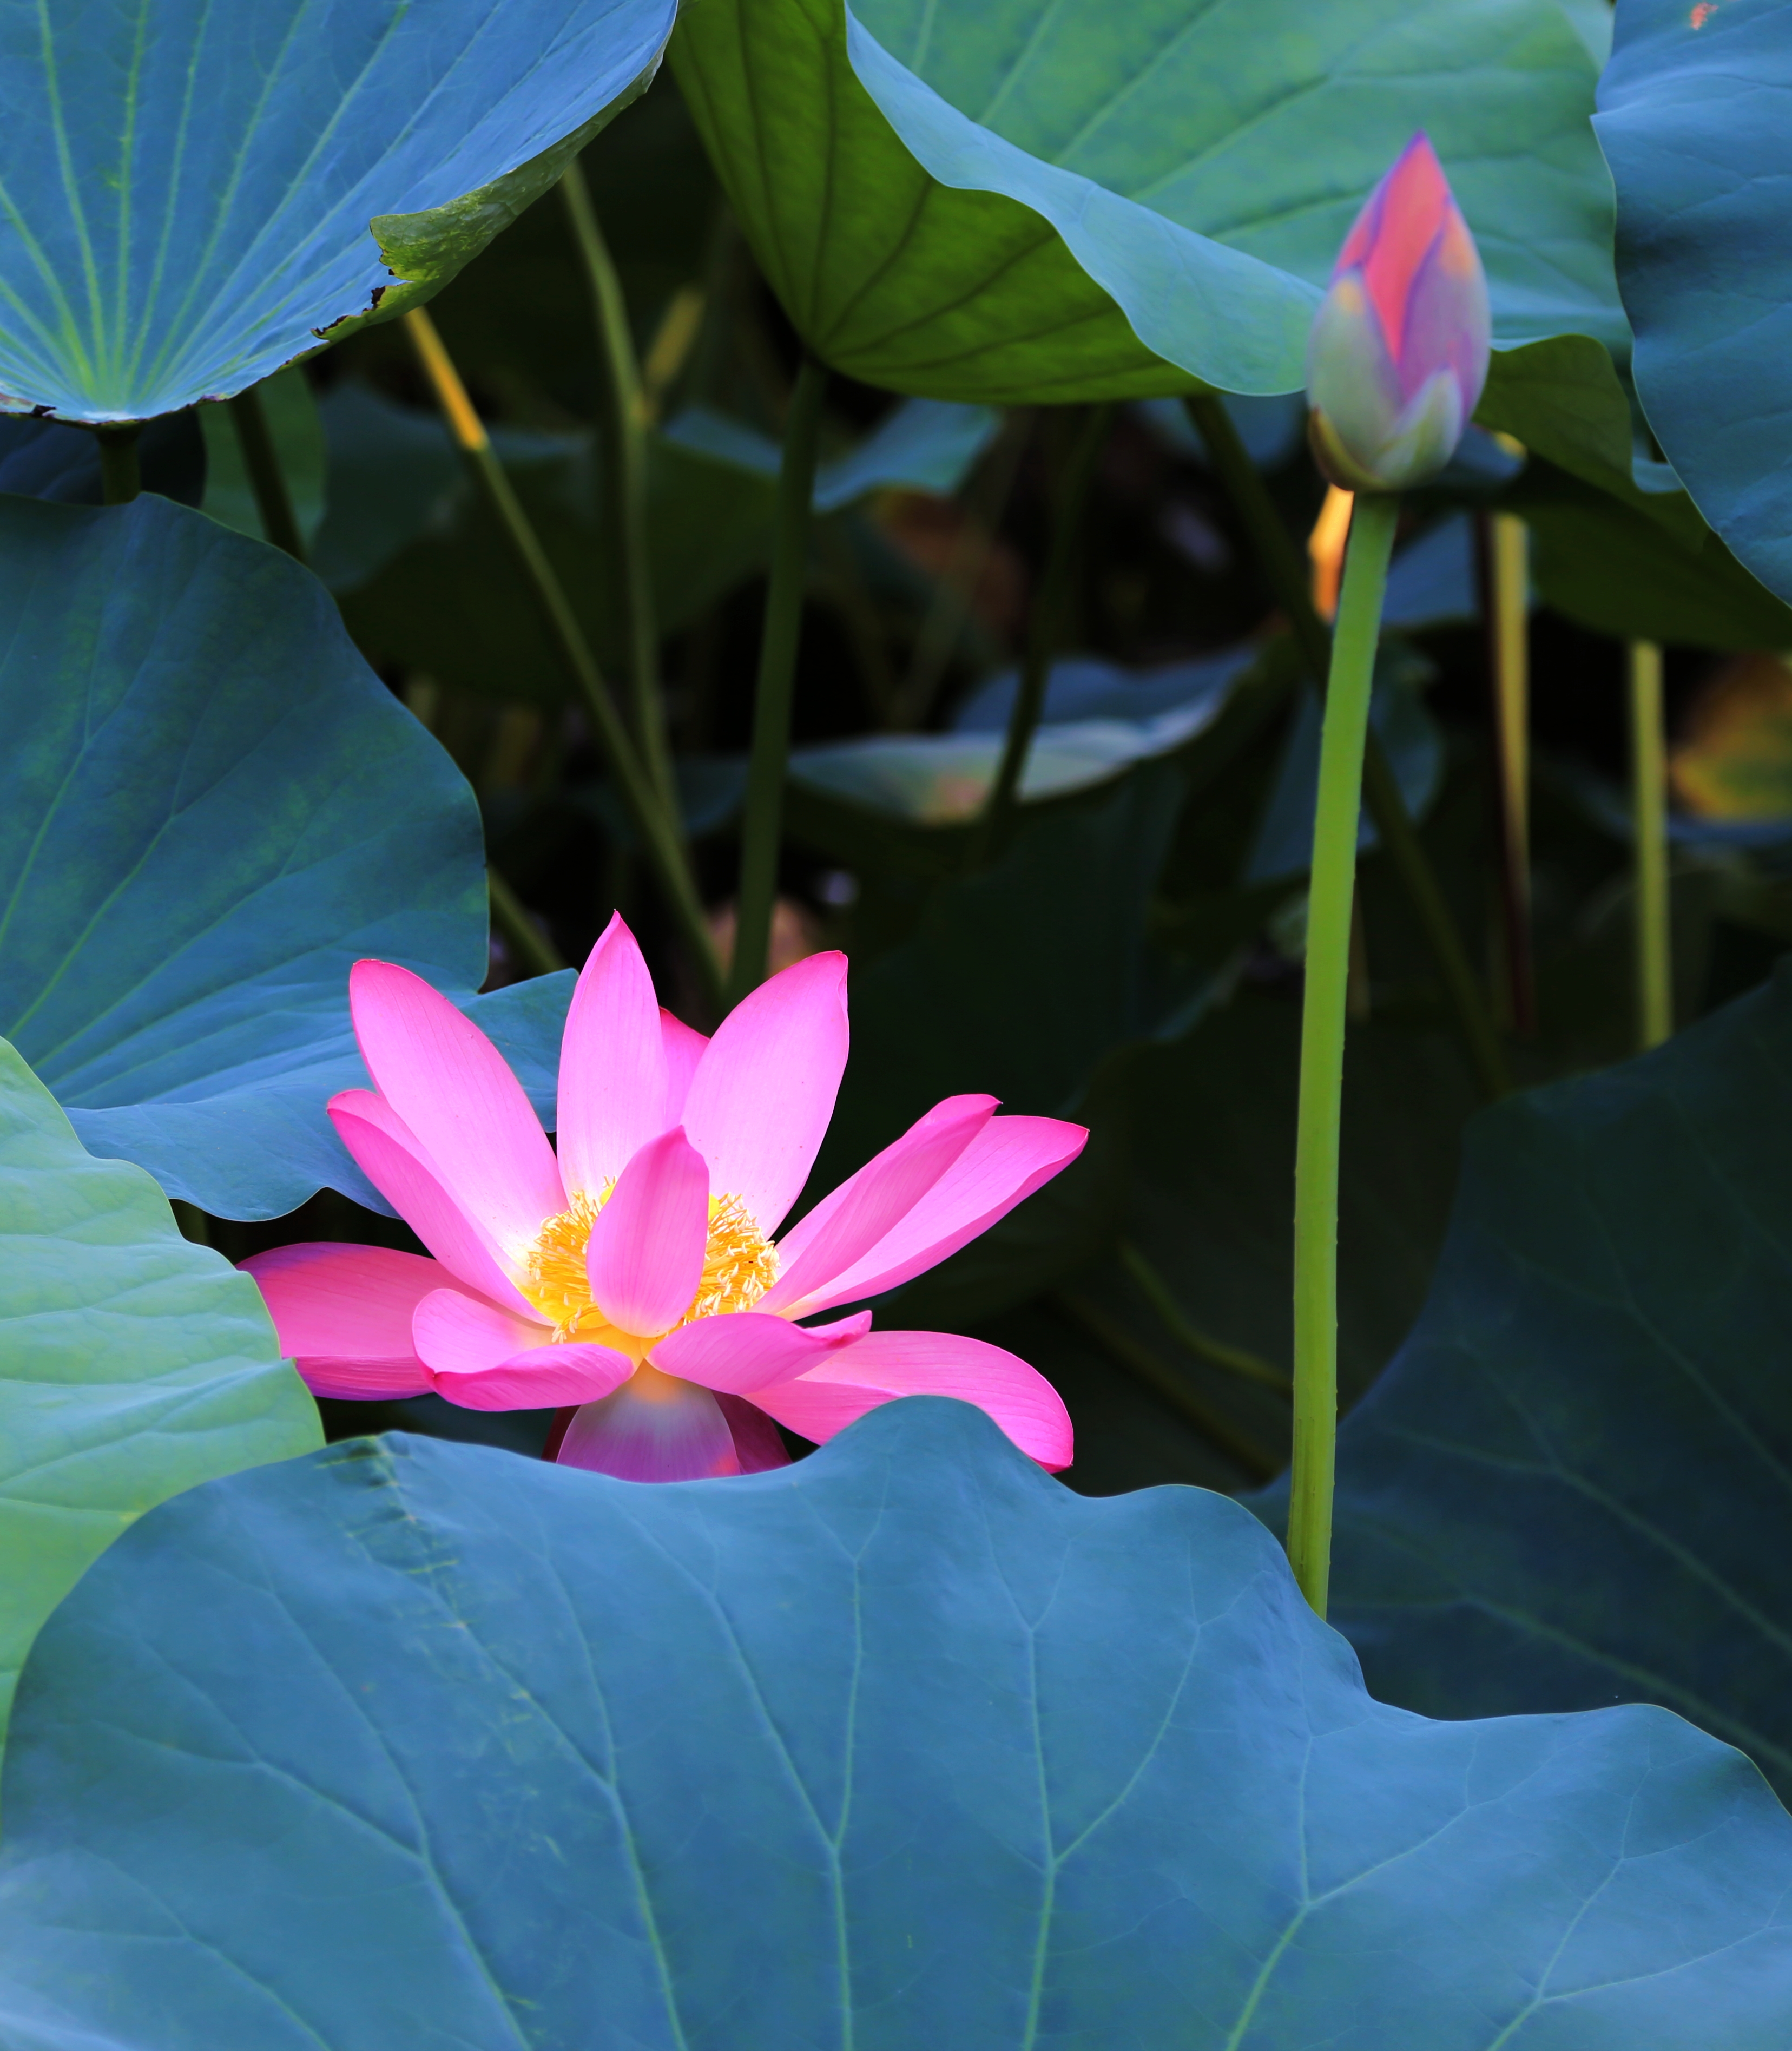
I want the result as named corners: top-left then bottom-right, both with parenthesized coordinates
top-left (404, 308), bottom-right (722, 1014)
top-left (1485, 507), bottom-right (1534, 1034)
top-left (558, 161), bottom-right (676, 816)
top-left (1288, 491), bottom-right (1399, 1619)
top-left (95, 425), bottom-right (140, 504)
top-left (228, 385), bottom-right (305, 560)
top-left (727, 353), bottom-right (827, 1005)
top-left (488, 869), bottom-right (569, 980)
top-left (1184, 393), bottom-right (1510, 1101)
top-left (969, 403), bottom-right (1111, 869)
top-left (1628, 639), bottom-right (1672, 1050)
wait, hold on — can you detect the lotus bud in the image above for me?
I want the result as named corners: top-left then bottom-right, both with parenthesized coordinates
top-left (1306, 134), bottom-right (1491, 494)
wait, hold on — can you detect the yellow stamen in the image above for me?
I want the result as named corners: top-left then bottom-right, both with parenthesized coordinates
top-left (521, 1184), bottom-right (779, 1343)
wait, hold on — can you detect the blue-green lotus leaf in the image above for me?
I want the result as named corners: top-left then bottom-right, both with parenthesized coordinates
top-left (0, 0), bottom-right (676, 422)
top-left (1595, 0), bottom-right (1792, 607)
top-left (0, 491), bottom-right (569, 1220)
top-left (673, 0), bottom-right (1623, 406)
top-left (0, 1035), bottom-right (317, 1756)
top-left (1263, 962), bottom-right (1792, 1800)
top-left (0, 1401), bottom-right (1788, 2046)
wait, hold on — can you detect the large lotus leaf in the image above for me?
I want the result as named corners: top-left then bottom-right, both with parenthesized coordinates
top-left (0, 490), bottom-right (569, 1220)
top-left (0, 1035), bottom-right (318, 1754)
top-left (671, 0), bottom-right (1623, 407)
top-left (1258, 961), bottom-right (1792, 1802)
top-left (1, 1403), bottom-right (1789, 2047)
top-left (1596, 0), bottom-right (1792, 608)
top-left (1514, 464), bottom-right (1792, 650)
top-left (0, 0), bottom-right (676, 423)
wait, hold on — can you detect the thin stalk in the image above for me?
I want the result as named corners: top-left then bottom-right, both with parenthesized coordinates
top-left (1053, 1291), bottom-right (1279, 1483)
top-left (403, 308), bottom-right (722, 1013)
top-left (489, 869), bottom-right (569, 979)
top-left (894, 408), bottom-right (1031, 729)
top-left (228, 384), bottom-right (305, 560)
top-left (728, 353), bottom-right (828, 1004)
top-left (1288, 492), bottom-right (1399, 1619)
top-left (1628, 639), bottom-right (1672, 1050)
top-left (1184, 392), bottom-right (1510, 1100)
top-left (1117, 1239), bottom-right (1290, 1395)
top-left (1483, 507), bottom-right (1534, 1033)
top-left (171, 1199), bottom-right (210, 1247)
top-left (95, 425), bottom-right (140, 503)
top-left (969, 404), bottom-right (1111, 869)
top-left (559, 160), bottom-right (676, 814)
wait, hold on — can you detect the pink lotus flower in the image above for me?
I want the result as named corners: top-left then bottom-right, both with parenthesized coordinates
top-left (1306, 134), bottom-right (1491, 494)
top-left (244, 916), bottom-right (1083, 1481)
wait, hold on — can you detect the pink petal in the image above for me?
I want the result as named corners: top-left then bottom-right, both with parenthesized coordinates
top-left (329, 1090), bottom-right (535, 1315)
top-left (412, 1285), bottom-right (552, 1375)
top-left (585, 1127), bottom-right (709, 1337)
top-left (759, 1094), bottom-right (996, 1315)
top-left (413, 1285), bottom-right (632, 1409)
top-left (240, 1242), bottom-right (439, 1400)
top-left (556, 1368), bottom-right (741, 1480)
top-left (556, 913), bottom-right (669, 1200)
top-left (348, 959), bottom-right (565, 1262)
top-left (680, 951), bottom-right (849, 1236)
top-left (661, 1009), bottom-right (709, 1123)
top-left (715, 1393), bottom-right (793, 1472)
top-left (434, 1346), bottom-right (635, 1412)
top-left (776, 1115), bottom-right (1088, 1317)
top-left (648, 1307), bottom-right (871, 1395)
top-left (754, 1329), bottom-right (1073, 1470)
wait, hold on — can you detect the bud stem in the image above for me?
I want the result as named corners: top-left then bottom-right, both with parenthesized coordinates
top-left (1288, 491), bottom-right (1399, 1618)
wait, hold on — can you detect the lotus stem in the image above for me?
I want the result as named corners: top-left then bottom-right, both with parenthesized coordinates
top-left (970, 403), bottom-right (1111, 869)
top-left (728, 353), bottom-right (828, 1004)
top-left (95, 424), bottom-right (140, 504)
top-left (1628, 639), bottom-right (1672, 1050)
top-left (228, 384), bottom-right (305, 561)
top-left (895, 407), bottom-right (1031, 730)
top-left (403, 307), bottom-right (722, 1013)
top-left (1183, 392), bottom-right (1510, 1101)
top-left (1484, 505), bottom-right (1533, 1034)
top-left (1288, 491), bottom-right (1399, 1618)
top-left (559, 161), bottom-right (676, 815)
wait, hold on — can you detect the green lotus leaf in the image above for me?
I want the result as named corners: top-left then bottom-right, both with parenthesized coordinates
top-left (672, 0), bottom-right (1624, 405)
top-left (0, 0), bottom-right (676, 422)
top-left (0, 1036), bottom-right (317, 1755)
top-left (0, 490), bottom-right (569, 1220)
top-left (1, 1400), bottom-right (1789, 2045)
top-left (1596, 0), bottom-right (1792, 608)
top-left (1264, 962), bottom-right (1792, 1802)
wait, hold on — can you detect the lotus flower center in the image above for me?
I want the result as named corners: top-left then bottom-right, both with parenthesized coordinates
top-left (523, 1185), bottom-right (779, 1342)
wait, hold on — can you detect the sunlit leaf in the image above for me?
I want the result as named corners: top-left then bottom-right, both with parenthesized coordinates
top-left (674, 0), bottom-right (1623, 404)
